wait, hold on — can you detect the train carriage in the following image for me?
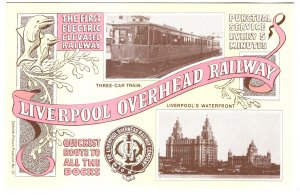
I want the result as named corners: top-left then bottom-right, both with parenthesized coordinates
top-left (109, 21), bottom-right (221, 77)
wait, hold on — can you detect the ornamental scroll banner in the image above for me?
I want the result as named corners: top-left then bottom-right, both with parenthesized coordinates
top-left (13, 13), bottom-right (285, 125)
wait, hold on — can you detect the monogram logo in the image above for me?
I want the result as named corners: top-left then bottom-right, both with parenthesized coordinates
top-left (115, 134), bottom-right (143, 164)
top-left (104, 125), bottom-right (153, 181)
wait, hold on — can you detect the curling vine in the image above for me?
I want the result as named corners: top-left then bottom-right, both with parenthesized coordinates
top-left (214, 78), bottom-right (261, 109)
top-left (23, 49), bottom-right (99, 104)
top-left (30, 126), bottom-right (75, 159)
top-left (21, 49), bottom-right (99, 158)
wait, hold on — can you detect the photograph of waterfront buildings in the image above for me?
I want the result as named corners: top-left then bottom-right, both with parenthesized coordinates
top-left (158, 110), bottom-right (281, 179)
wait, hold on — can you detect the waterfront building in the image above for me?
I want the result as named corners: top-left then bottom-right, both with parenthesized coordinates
top-left (165, 116), bottom-right (218, 168)
top-left (228, 140), bottom-right (271, 168)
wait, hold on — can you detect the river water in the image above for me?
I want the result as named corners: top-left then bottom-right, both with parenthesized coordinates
top-left (158, 174), bottom-right (280, 179)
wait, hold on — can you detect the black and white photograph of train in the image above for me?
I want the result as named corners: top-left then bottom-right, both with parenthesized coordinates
top-left (105, 14), bottom-right (223, 79)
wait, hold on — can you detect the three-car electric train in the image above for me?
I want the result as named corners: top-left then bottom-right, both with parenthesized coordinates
top-left (108, 21), bottom-right (221, 77)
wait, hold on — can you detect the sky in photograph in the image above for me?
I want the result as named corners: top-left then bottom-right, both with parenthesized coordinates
top-left (107, 13), bottom-right (224, 37)
top-left (157, 110), bottom-right (281, 164)
top-left (149, 14), bottom-right (223, 37)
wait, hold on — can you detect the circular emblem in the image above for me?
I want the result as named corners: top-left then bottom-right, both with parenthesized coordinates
top-left (104, 125), bottom-right (154, 181)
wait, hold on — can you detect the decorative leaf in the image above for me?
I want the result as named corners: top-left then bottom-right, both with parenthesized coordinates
top-left (58, 129), bottom-right (75, 137)
top-left (72, 68), bottom-right (77, 76)
top-left (72, 57), bottom-right (80, 61)
top-left (56, 139), bottom-right (62, 146)
top-left (214, 85), bottom-right (221, 89)
top-left (59, 75), bottom-right (68, 80)
top-left (72, 68), bottom-right (83, 79)
top-left (64, 51), bottom-right (69, 60)
top-left (57, 129), bottom-right (64, 136)
top-left (224, 92), bottom-right (231, 99)
top-left (55, 71), bottom-right (62, 76)
top-left (63, 83), bottom-right (73, 92)
top-left (79, 64), bottom-right (85, 71)
top-left (84, 66), bottom-right (90, 72)
top-left (92, 57), bottom-right (99, 61)
top-left (93, 64), bottom-right (99, 74)
top-left (74, 49), bottom-right (80, 57)
top-left (56, 82), bottom-right (63, 88)
top-left (53, 60), bottom-right (59, 67)
top-left (82, 51), bottom-right (90, 57)
top-left (254, 102), bottom-right (261, 108)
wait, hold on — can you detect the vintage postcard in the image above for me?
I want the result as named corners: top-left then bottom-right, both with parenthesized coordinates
top-left (3, 1), bottom-right (296, 192)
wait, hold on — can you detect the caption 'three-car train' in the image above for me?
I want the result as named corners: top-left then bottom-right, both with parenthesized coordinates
top-left (107, 21), bottom-right (222, 78)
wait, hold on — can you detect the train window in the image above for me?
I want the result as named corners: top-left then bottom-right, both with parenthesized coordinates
top-left (209, 40), bottom-right (218, 46)
top-left (113, 30), bottom-right (119, 44)
top-left (149, 28), bottom-right (153, 45)
top-left (214, 41), bottom-right (220, 46)
top-left (134, 26), bottom-right (148, 45)
top-left (106, 38), bottom-right (112, 46)
top-left (127, 33), bottom-right (133, 43)
top-left (168, 34), bottom-right (172, 45)
top-left (134, 27), bottom-right (139, 44)
top-left (119, 30), bottom-right (127, 44)
top-left (171, 35), bottom-right (174, 45)
top-left (154, 30), bottom-right (161, 45)
top-left (162, 33), bottom-right (167, 45)
top-left (178, 36), bottom-right (182, 45)
top-left (170, 35), bottom-right (178, 45)
top-left (174, 38), bottom-right (178, 45)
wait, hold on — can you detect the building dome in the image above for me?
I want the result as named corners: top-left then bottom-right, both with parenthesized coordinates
top-left (249, 140), bottom-right (256, 148)
top-left (247, 140), bottom-right (258, 155)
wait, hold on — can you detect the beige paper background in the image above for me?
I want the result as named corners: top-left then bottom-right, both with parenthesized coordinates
top-left (4, 2), bottom-right (295, 190)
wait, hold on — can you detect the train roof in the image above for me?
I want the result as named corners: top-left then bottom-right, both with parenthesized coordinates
top-left (110, 21), bottom-right (208, 39)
